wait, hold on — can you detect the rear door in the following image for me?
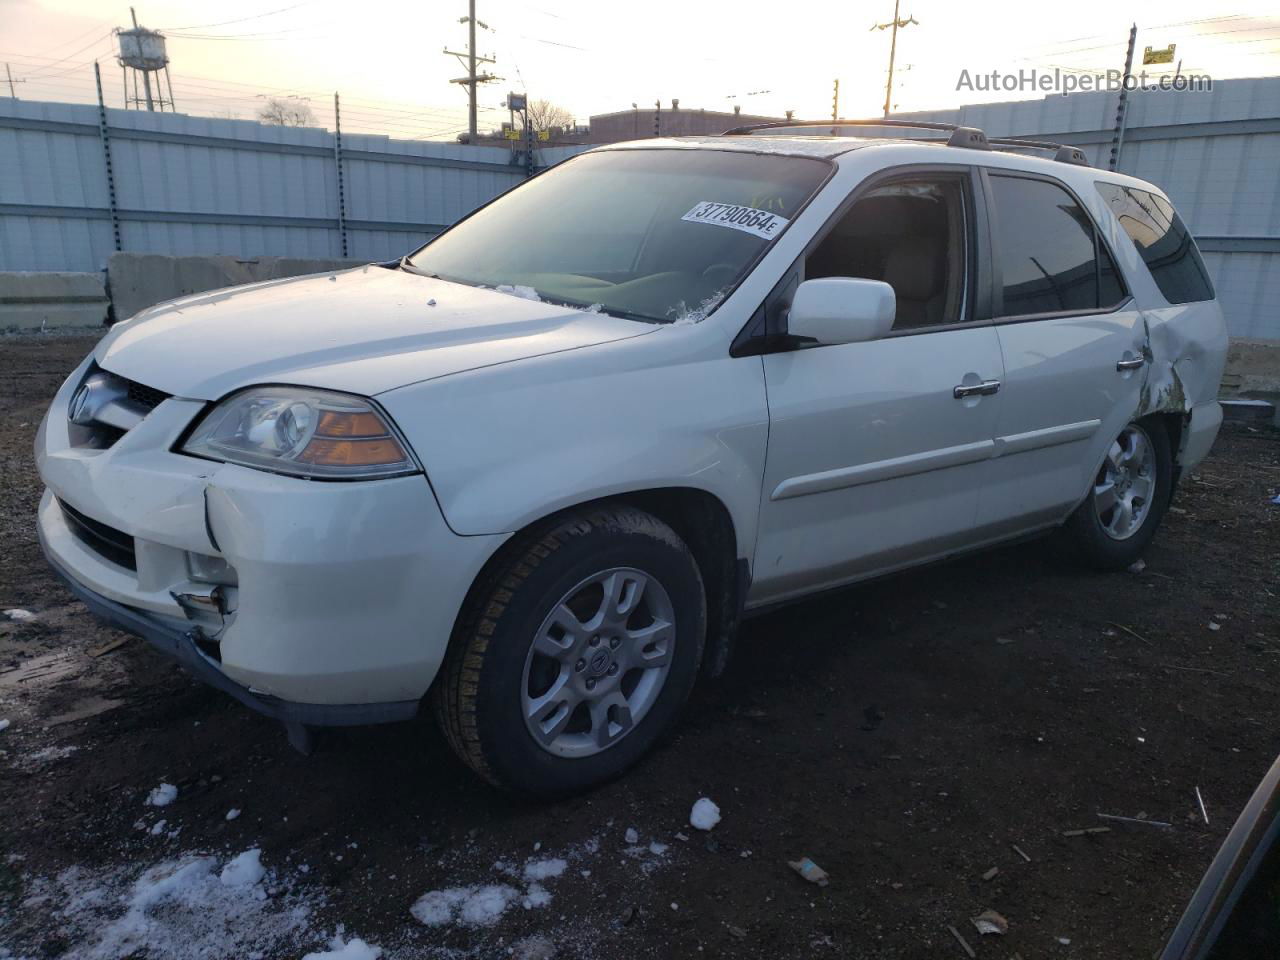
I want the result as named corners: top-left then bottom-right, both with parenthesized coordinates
top-left (974, 171), bottom-right (1146, 537)
top-left (750, 166), bottom-right (1007, 606)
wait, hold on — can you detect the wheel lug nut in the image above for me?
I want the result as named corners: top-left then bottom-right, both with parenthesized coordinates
top-left (608, 664), bottom-right (619, 676)
top-left (575, 659), bottom-right (585, 672)
top-left (589, 636), bottom-right (600, 647)
top-left (586, 678), bottom-right (596, 690)
top-left (610, 637), bottom-right (620, 649)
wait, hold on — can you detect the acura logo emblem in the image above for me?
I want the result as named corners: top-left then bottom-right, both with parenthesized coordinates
top-left (68, 383), bottom-right (94, 424)
top-left (68, 373), bottom-right (113, 426)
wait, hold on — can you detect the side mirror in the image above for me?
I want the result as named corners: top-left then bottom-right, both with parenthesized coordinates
top-left (787, 277), bottom-right (895, 346)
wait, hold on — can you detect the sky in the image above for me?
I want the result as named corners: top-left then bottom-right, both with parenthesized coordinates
top-left (1, 0), bottom-right (1278, 140)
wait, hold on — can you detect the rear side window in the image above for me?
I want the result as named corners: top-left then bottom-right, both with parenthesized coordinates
top-left (1095, 182), bottom-right (1214, 304)
top-left (989, 175), bottom-right (1129, 318)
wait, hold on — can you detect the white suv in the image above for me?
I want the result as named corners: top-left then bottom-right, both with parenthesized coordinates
top-left (36, 121), bottom-right (1227, 796)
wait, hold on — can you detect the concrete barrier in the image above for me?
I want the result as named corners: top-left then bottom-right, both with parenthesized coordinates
top-left (0, 272), bottom-right (110, 331)
top-left (107, 253), bottom-right (366, 323)
top-left (1221, 339), bottom-right (1280, 397)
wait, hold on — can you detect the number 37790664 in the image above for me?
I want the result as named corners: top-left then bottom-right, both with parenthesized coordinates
top-left (680, 200), bottom-right (790, 241)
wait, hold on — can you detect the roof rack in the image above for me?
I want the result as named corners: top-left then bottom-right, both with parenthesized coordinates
top-left (721, 118), bottom-right (1091, 167)
top-left (985, 137), bottom-right (1091, 166)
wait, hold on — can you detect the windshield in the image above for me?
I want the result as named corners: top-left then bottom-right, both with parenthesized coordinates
top-left (404, 149), bottom-right (830, 323)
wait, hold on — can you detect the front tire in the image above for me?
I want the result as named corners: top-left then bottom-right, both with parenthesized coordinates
top-left (433, 504), bottom-right (706, 798)
top-left (1061, 418), bottom-right (1173, 571)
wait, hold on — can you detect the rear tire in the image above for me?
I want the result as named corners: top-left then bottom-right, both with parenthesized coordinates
top-left (433, 504), bottom-right (706, 798)
top-left (1060, 418), bottom-right (1172, 571)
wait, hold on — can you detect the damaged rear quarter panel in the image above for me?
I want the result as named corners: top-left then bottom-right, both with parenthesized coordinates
top-left (1139, 300), bottom-right (1229, 421)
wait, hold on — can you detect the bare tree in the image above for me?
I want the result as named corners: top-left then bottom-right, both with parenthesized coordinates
top-left (523, 98), bottom-right (573, 134)
top-left (256, 97), bottom-right (315, 127)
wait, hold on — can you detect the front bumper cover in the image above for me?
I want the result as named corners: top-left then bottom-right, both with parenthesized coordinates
top-left (41, 529), bottom-right (419, 751)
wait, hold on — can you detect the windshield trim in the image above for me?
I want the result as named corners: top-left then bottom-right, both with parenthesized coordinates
top-left (402, 148), bottom-right (837, 325)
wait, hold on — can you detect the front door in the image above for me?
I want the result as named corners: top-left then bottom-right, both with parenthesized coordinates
top-left (750, 170), bottom-right (1006, 606)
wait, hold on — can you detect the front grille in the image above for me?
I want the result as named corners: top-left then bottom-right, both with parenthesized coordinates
top-left (125, 379), bottom-right (170, 412)
top-left (66, 365), bottom-right (171, 451)
top-left (58, 499), bottom-right (137, 571)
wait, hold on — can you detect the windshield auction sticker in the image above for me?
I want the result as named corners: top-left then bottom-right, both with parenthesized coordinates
top-left (681, 201), bottom-right (789, 240)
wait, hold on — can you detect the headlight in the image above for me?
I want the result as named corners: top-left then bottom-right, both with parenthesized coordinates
top-left (181, 387), bottom-right (417, 479)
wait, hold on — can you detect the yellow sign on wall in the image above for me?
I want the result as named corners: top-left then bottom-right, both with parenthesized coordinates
top-left (1143, 44), bottom-right (1176, 65)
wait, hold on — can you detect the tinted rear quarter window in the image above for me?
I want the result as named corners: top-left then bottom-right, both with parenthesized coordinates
top-left (989, 175), bottom-right (1127, 317)
top-left (1095, 182), bottom-right (1215, 304)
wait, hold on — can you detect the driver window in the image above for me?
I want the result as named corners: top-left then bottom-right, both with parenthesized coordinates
top-left (806, 178), bottom-right (969, 330)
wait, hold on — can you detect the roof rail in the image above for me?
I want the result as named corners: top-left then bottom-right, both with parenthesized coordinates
top-left (722, 118), bottom-right (1091, 167)
top-left (986, 137), bottom-right (1091, 166)
top-left (723, 118), bottom-right (989, 150)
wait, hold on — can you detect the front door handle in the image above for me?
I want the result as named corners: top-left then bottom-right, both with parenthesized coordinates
top-left (1116, 356), bottom-right (1146, 371)
top-left (953, 379), bottom-right (1001, 399)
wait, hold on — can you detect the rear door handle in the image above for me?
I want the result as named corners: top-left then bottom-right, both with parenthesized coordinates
top-left (953, 379), bottom-right (1001, 399)
top-left (1116, 357), bottom-right (1146, 371)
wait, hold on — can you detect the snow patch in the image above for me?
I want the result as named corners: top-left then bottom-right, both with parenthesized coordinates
top-left (522, 858), bottom-right (566, 882)
top-left (410, 884), bottom-right (519, 927)
top-left (22, 851), bottom-right (315, 959)
top-left (690, 797), bottom-right (721, 831)
top-left (220, 848), bottom-right (265, 888)
top-left (522, 882), bottom-right (552, 910)
top-left (494, 284), bottom-right (542, 303)
top-left (667, 290), bottom-right (726, 325)
top-left (3, 608), bottom-right (36, 621)
top-left (0, 719), bottom-right (9, 733)
top-left (410, 854), bottom-right (573, 929)
top-left (146, 783), bottom-right (178, 807)
top-left (28, 744), bottom-right (79, 762)
top-left (225, 808), bottom-right (241, 821)
top-left (301, 934), bottom-right (383, 960)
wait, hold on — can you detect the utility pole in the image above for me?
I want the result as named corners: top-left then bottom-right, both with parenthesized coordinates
top-left (872, 0), bottom-right (918, 119)
top-left (4, 63), bottom-right (26, 98)
top-left (831, 78), bottom-right (839, 121)
top-left (466, 0), bottom-right (476, 138)
top-left (1108, 23), bottom-right (1138, 172)
top-left (445, 0), bottom-right (497, 142)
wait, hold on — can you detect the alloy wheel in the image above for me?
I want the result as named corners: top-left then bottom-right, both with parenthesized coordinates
top-left (521, 567), bottom-right (675, 758)
top-left (1094, 423), bottom-right (1157, 541)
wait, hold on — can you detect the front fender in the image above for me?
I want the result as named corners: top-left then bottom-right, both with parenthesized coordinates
top-left (378, 332), bottom-right (770, 559)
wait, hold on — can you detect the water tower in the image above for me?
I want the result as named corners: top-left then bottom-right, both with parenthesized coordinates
top-left (115, 8), bottom-right (175, 111)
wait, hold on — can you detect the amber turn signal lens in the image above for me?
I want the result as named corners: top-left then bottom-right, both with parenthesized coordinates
top-left (315, 410), bottom-right (388, 438)
top-left (296, 437), bottom-right (408, 467)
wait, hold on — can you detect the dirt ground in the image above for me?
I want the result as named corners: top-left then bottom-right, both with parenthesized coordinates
top-left (2, 333), bottom-right (1278, 960)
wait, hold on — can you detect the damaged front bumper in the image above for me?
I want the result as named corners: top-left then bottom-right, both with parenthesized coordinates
top-left (35, 355), bottom-right (509, 745)
top-left (39, 534), bottom-right (418, 751)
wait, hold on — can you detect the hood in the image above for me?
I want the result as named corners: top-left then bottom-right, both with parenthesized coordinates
top-left (95, 266), bottom-right (654, 400)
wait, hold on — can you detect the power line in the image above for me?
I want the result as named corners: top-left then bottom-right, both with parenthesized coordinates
top-left (25, 17), bottom-right (115, 60)
top-left (157, 2), bottom-right (316, 33)
top-left (21, 32), bottom-right (114, 79)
